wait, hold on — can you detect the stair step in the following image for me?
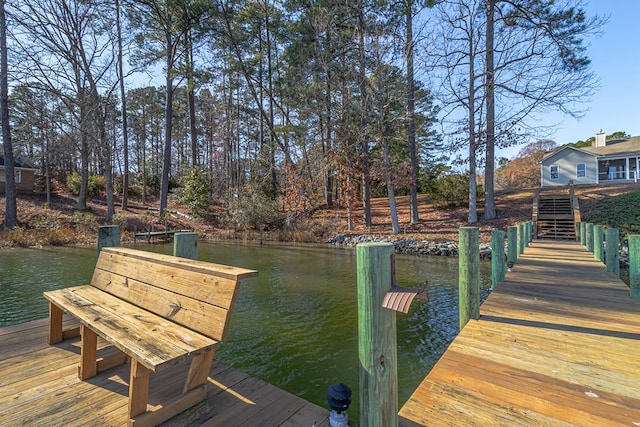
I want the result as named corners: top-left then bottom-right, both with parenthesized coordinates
top-left (535, 193), bottom-right (579, 240)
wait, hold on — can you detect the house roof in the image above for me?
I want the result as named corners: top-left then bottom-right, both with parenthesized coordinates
top-left (541, 135), bottom-right (640, 163)
top-left (540, 145), bottom-right (597, 163)
top-left (0, 155), bottom-right (37, 169)
top-left (579, 136), bottom-right (640, 157)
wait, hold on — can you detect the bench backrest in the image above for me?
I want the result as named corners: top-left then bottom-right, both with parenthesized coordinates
top-left (91, 247), bottom-right (258, 341)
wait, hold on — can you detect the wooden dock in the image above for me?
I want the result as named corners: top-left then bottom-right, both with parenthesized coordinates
top-left (400, 239), bottom-right (640, 426)
top-left (0, 317), bottom-right (337, 426)
top-left (133, 229), bottom-right (192, 243)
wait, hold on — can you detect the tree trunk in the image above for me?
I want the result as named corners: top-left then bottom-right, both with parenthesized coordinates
top-left (0, 0), bottom-right (16, 228)
top-left (187, 30), bottom-right (198, 167)
top-left (78, 120), bottom-right (89, 211)
top-left (115, 0), bottom-right (129, 210)
top-left (324, 68), bottom-right (333, 207)
top-left (383, 136), bottom-right (400, 234)
top-left (159, 21), bottom-right (174, 220)
top-left (468, 16), bottom-right (477, 224)
top-left (406, 0), bottom-right (419, 224)
top-left (45, 128), bottom-right (51, 207)
top-left (103, 112), bottom-right (115, 221)
top-left (484, 0), bottom-right (496, 219)
top-left (358, 1), bottom-right (371, 227)
top-left (265, 15), bottom-right (277, 197)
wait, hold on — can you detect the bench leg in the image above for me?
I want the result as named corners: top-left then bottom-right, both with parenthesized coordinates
top-left (48, 302), bottom-right (63, 345)
top-left (184, 348), bottom-right (215, 393)
top-left (129, 352), bottom-right (212, 427)
top-left (79, 325), bottom-right (98, 380)
top-left (129, 360), bottom-right (151, 421)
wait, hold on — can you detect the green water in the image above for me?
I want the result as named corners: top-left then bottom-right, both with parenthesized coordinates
top-left (0, 242), bottom-right (491, 420)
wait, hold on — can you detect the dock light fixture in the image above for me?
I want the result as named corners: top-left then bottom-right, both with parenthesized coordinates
top-left (381, 255), bottom-right (430, 314)
top-left (327, 382), bottom-right (352, 427)
top-left (382, 280), bottom-right (429, 313)
top-left (507, 261), bottom-right (514, 272)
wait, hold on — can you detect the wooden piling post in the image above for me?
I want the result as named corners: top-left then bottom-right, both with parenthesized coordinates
top-left (629, 235), bottom-right (640, 298)
top-left (526, 222), bottom-right (532, 245)
top-left (518, 223), bottom-right (526, 255)
top-left (576, 222), bottom-right (581, 243)
top-left (579, 222), bottom-right (586, 246)
top-left (605, 228), bottom-right (620, 277)
top-left (459, 227), bottom-right (480, 330)
top-left (356, 243), bottom-right (398, 427)
top-left (174, 232), bottom-right (198, 260)
top-left (593, 225), bottom-right (604, 262)
top-left (97, 225), bottom-right (120, 254)
top-left (507, 226), bottom-right (518, 264)
top-left (491, 230), bottom-right (505, 289)
top-left (586, 223), bottom-right (594, 252)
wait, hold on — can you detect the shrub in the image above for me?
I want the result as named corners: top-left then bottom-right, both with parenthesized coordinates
top-left (146, 175), bottom-right (161, 196)
top-left (584, 191), bottom-right (640, 242)
top-left (47, 228), bottom-right (76, 246)
top-left (66, 173), bottom-right (106, 196)
top-left (181, 168), bottom-right (211, 218)
top-left (73, 211), bottom-right (96, 226)
top-left (428, 173), bottom-right (484, 208)
top-left (226, 186), bottom-right (280, 229)
top-left (111, 212), bottom-right (131, 228)
top-left (66, 172), bottom-right (82, 195)
top-left (88, 175), bottom-right (106, 196)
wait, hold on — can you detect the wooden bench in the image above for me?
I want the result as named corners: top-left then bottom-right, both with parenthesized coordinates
top-left (44, 247), bottom-right (258, 427)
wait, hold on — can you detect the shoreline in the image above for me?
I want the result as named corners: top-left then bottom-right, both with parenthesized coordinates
top-left (326, 234), bottom-right (493, 258)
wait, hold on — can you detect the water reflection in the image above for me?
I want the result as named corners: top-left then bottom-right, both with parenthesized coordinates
top-left (0, 241), bottom-right (491, 420)
top-left (0, 246), bottom-right (97, 325)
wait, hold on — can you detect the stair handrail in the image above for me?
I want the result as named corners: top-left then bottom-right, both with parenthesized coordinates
top-left (568, 181), bottom-right (581, 239)
top-left (532, 188), bottom-right (540, 239)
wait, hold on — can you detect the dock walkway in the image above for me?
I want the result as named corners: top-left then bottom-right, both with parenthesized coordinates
top-left (0, 317), bottom-right (335, 426)
top-left (133, 229), bottom-right (191, 243)
top-left (400, 239), bottom-right (640, 426)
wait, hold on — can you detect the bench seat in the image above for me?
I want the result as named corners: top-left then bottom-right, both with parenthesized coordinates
top-left (43, 246), bottom-right (258, 427)
top-left (45, 285), bottom-right (217, 372)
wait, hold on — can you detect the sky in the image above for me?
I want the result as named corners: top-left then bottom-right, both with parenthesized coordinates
top-left (498, 1), bottom-right (640, 159)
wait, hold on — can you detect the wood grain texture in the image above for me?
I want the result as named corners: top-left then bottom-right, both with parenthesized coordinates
top-left (44, 285), bottom-right (218, 371)
top-left (400, 239), bottom-right (640, 426)
top-left (40, 247), bottom-right (260, 426)
top-left (100, 246), bottom-right (258, 281)
top-left (357, 243), bottom-right (398, 427)
top-left (0, 322), bottom-right (339, 426)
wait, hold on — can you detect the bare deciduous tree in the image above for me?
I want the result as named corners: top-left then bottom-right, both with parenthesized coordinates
top-left (1, 0), bottom-right (16, 228)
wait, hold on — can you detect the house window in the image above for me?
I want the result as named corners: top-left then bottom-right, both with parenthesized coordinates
top-left (550, 165), bottom-right (559, 180)
top-left (0, 170), bottom-right (22, 183)
top-left (576, 163), bottom-right (586, 178)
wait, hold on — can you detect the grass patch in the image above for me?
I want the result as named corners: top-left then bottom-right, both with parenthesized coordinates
top-left (583, 191), bottom-right (640, 242)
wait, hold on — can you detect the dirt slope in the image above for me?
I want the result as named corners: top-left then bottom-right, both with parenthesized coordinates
top-left (0, 183), bottom-right (637, 248)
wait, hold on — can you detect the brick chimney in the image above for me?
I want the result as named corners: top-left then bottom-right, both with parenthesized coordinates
top-left (594, 129), bottom-right (606, 147)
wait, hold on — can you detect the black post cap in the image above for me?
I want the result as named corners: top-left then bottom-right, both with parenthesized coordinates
top-left (327, 382), bottom-right (352, 412)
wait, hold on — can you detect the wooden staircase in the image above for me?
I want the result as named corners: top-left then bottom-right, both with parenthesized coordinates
top-left (536, 195), bottom-right (576, 239)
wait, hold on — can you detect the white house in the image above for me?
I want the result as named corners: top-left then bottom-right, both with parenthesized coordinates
top-left (540, 131), bottom-right (640, 187)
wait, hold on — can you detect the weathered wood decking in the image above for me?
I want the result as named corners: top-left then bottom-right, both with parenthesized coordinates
top-left (133, 229), bottom-right (192, 243)
top-left (0, 317), bottom-right (336, 426)
top-left (400, 239), bottom-right (640, 426)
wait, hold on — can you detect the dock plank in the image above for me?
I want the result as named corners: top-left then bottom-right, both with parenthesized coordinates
top-left (400, 240), bottom-right (640, 426)
top-left (0, 320), bottom-right (339, 426)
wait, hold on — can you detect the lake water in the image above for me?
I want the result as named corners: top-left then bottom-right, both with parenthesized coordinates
top-left (0, 241), bottom-right (492, 420)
